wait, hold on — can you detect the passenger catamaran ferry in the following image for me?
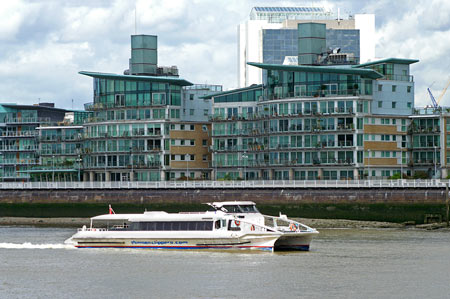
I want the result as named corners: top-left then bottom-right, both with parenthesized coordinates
top-left (65, 201), bottom-right (318, 251)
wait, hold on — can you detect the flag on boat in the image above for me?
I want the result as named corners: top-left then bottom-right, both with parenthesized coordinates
top-left (109, 205), bottom-right (115, 214)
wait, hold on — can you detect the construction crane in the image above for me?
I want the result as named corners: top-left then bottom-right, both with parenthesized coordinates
top-left (428, 78), bottom-right (450, 108)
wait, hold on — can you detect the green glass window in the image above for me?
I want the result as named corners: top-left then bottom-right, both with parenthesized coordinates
top-left (357, 118), bottom-right (363, 130)
top-left (107, 80), bottom-right (114, 93)
top-left (357, 134), bottom-right (363, 146)
top-left (126, 81), bottom-right (137, 91)
top-left (115, 80), bottom-right (124, 92)
top-left (170, 109), bottom-right (180, 119)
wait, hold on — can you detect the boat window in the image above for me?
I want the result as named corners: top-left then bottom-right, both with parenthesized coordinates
top-left (147, 222), bottom-right (156, 231)
top-left (163, 222), bottom-right (172, 231)
top-left (222, 205), bottom-right (242, 213)
top-left (131, 221), bottom-right (214, 231)
top-left (227, 220), bottom-right (241, 231)
top-left (172, 222), bottom-right (180, 231)
top-left (239, 205), bottom-right (259, 213)
top-left (215, 220), bottom-right (221, 229)
top-left (188, 221), bottom-right (197, 230)
top-left (180, 222), bottom-right (188, 230)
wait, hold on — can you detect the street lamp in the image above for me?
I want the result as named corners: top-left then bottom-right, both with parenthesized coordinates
top-left (77, 149), bottom-right (81, 182)
top-left (129, 146), bottom-right (133, 182)
top-left (214, 151), bottom-right (217, 181)
top-left (104, 154), bottom-right (107, 182)
top-left (78, 154), bottom-right (81, 182)
top-left (400, 144), bottom-right (403, 180)
top-left (159, 157), bottom-right (162, 181)
top-left (434, 146), bottom-right (437, 179)
top-left (186, 154), bottom-right (190, 181)
top-left (52, 155), bottom-right (55, 182)
top-left (242, 152), bottom-right (248, 181)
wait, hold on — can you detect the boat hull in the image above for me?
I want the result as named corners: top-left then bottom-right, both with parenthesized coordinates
top-left (274, 232), bottom-right (317, 251)
top-left (66, 232), bottom-right (280, 251)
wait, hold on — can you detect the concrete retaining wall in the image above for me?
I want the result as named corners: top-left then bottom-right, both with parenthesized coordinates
top-left (0, 188), bottom-right (445, 204)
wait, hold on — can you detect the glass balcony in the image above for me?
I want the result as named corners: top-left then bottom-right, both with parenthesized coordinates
top-left (261, 89), bottom-right (365, 102)
top-left (379, 74), bottom-right (414, 82)
top-left (4, 117), bottom-right (50, 124)
top-left (1, 131), bottom-right (38, 138)
top-left (0, 159), bottom-right (39, 165)
top-left (0, 146), bottom-right (38, 152)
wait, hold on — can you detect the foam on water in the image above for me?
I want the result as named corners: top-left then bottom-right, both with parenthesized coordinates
top-left (0, 242), bottom-right (75, 249)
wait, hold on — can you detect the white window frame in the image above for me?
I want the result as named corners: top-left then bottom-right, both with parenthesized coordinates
top-left (115, 94), bottom-right (125, 107)
top-left (294, 85), bottom-right (307, 97)
top-left (152, 92), bottom-right (166, 105)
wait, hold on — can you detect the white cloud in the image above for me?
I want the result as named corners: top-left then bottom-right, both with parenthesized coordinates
top-left (0, 0), bottom-right (37, 41)
top-left (0, 0), bottom-right (449, 109)
top-left (374, 0), bottom-right (450, 106)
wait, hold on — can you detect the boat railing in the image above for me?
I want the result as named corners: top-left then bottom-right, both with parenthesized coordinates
top-left (263, 215), bottom-right (317, 233)
top-left (232, 217), bottom-right (278, 233)
top-left (77, 227), bottom-right (108, 232)
top-left (111, 224), bottom-right (129, 230)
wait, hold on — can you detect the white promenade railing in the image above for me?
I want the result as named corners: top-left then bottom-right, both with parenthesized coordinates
top-left (0, 179), bottom-right (448, 190)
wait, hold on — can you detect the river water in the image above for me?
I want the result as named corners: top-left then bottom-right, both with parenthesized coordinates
top-left (0, 226), bottom-right (449, 299)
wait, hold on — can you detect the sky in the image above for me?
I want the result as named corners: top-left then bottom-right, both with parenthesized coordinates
top-left (1, 0), bottom-right (450, 110)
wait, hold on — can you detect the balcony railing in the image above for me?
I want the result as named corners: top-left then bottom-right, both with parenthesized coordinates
top-left (4, 117), bottom-right (51, 124)
top-left (409, 127), bottom-right (440, 134)
top-left (0, 146), bottom-right (38, 152)
top-left (209, 108), bottom-right (355, 122)
top-left (84, 161), bottom-right (161, 169)
top-left (211, 158), bottom-right (354, 168)
top-left (85, 131), bottom-right (162, 139)
top-left (38, 150), bottom-right (80, 155)
top-left (1, 131), bottom-right (38, 138)
top-left (410, 160), bottom-right (440, 165)
top-left (379, 74), bottom-right (414, 82)
top-left (211, 142), bottom-right (355, 152)
top-left (1, 174), bottom-right (30, 179)
top-left (411, 143), bottom-right (440, 148)
top-left (38, 136), bottom-right (84, 142)
top-left (84, 147), bottom-right (161, 154)
top-left (0, 179), bottom-right (447, 189)
top-left (30, 166), bottom-right (78, 171)
top-left (84, 101), bottom-right (168, 111)
top-left (0, 159), bottom-right (39, 165)
top-left (211, 127), bottom-right (355, 137)
top-left (260, 89), bottom-right (367, 102)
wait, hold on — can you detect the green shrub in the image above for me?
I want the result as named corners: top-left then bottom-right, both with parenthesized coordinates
top-left (413, 171), bottom-right (429, 179)
top-left (388, 173), bottom-right (402, 179)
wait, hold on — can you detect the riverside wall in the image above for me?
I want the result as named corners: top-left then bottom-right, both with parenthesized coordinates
top-left (0, 188), bottom-right (446, 204)
top-left (0, 188), bottom-right (447, 223)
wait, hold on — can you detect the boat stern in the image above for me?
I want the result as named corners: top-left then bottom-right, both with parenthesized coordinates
top-left (274, 231), bottom-right (319, 251)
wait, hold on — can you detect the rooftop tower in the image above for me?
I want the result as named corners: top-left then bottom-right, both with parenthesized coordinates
top-left (129, 35), bottom-right (158, 76)
top-left (298, 23), bottom-right (326, 65)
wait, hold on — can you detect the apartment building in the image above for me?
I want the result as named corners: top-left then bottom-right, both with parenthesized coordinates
top-left (33, 111), bottom-right (89, 182)
top-left (80, 35), bottom-right (218, 182)
top-left (0, 103), bottom-right (66, 181)
top-left (210, 23), bottom-right (418, 180)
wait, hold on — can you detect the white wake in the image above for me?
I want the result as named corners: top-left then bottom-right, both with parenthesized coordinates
top-left (0, 242), bottom-right (75, 249)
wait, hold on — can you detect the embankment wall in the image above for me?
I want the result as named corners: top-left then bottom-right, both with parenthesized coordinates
top-left (0, 188), bottom-right (446, 204)
top-left (0, 188), bottom-right (446, 224)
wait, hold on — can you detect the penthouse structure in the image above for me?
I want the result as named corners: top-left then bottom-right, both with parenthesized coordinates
top-left (238, 6), bottom-right (375, 87)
